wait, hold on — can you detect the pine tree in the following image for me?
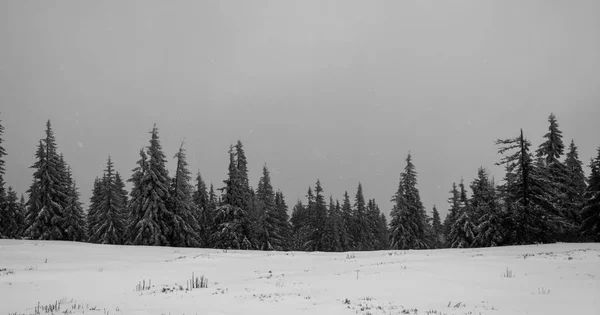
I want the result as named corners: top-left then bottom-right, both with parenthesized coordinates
top-left (274, 190), bottom-right (292, 250)
top-left (496, 129), bottom-right (566, 244)
top-left (430, 205), bottom-right (443, 248)
top-left (1, 187), bottom-right (24, 238)
top-left (61, 167), bottom-right (87, 242)
top-left (442, 183), bottom-right (460, 241)
top-left (25, 121), bottom-right (68, 240)
top-left (389, 153), bottom-right (429, 249)
top-left (168, 143), bottom-right (201, 247)
top-left (468, 168), bottom-right (505, 247)
top-left (305, 180), bottom-right (327, 251)
top-left (323, 196), bottom-right (343, 252)
top-left (127, 126), bottom-right (172, 246)
top-left (290, 200), bottom-right (309, 251)
top-left (564, 140), bottom-right (587, 233)
top-left (536, 114), bottom-right (573, 236)
top-left (255, 165), bottom-right (278, 250)
top-left (581, 147), bottom-right (600, 241)
top-left (86, 177), bottom-right (102, 241)
top-left (376, 212), bottom-right (389, 250)
top-left (352, 183), bottom-right (369, 250)
top-left (213, 145), bottom-right (252, 249)
top-left (89, 157), bottom-right (126, 244)
top-left (0, 114), bottom-right (7, 236)
top-left (114, 171), bottom-right (129, 229)
top-left (193, 172), bottom-right (212, 247)
top-left (340, 192), bottom-right (354, 251)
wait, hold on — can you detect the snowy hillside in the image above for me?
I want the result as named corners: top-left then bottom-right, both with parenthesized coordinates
top-left (1, 240), bottom-right (599, 315)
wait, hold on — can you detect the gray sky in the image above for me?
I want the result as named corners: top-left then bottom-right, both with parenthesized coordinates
top-left (1, 0), bottom-right (599, 219)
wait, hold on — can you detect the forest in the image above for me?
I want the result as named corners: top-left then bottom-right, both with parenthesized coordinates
top-left (0, 113), bottom-right (599, 250)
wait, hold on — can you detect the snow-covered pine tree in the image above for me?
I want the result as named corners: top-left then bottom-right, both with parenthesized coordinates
top-left (25, 121), bottom-right (68, 240)
top-left (442, 182), bottom-right (460, 241)
top-left (580, 147), bottom-right (600, 241)
top-left (193, 172), bottom-right (212, 247)
top-left (114, 171), bottom-right (129, 230)
top-left (535, 113), bottom-right (574, 240)
top-left (255, 165), bottom-right (287, 250)
top-left (352, 183), bottom-right (369, 251)
top-left (323, 196), bottom-right (343, 252)
top-left (128, 126), bottom-right (172, 246)
top-left (496, 129), bottom-right (566, 244)
top-left (89, 157), bottom-right (126, 244)
top-left (168, 143), bottom-right (201, 247)
top-left (1, 187), bottom-right (24, 239)
top-left (0, 114), bottom-right (6, 237)
top-left (274, 190), bottom-right (292, 251)
top-left (564, 140), bottom-right (587, 237)
top-left (340, 191), bottom-right (354, 251)
top-left (61, 167), bottom-right (87, 242)
top-left (430, 205), bottom-right (443, 248)
top-left (469, 168), bottom-right (505, 247)
top-left (306, 180), bottom-right (328, 251)
top-left (125, 150), bottom-right (147, 244)
top-left (290, 200), bottom-right (309, 251)
top-left (86, 177), bottom-right (102, 241)
top-left (24, 141), bottom-right (44, 239)
top-left (376, 212), bottom-right (389, 250)
top-left (389, 153), bottom-right (429, 249)
top-left (212, 145), bottom-right (253, 249)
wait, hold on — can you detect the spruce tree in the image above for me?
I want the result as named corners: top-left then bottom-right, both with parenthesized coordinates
top-left (1, 187), bottom-right (24, 238)
top-left (431, 205), bottom-right (443, 248)
top-left (376, 212), bottom-right (389, 250)
top-left (193, 172), bottom-right (212, 247)
top-left (114, 171), bottom-right (129, 227)
top-left (127, 126), bottom-right (172, 246)
top-left (274, 190), bottom-right (292, 250)
top-left (340, 192), bottom-right (354, 251)
top-left (255, 165), bottom-right (278, 250)
top-left (213, 145), bottom-right (252, 249)
top-left (581, 147), bottom-right (600, 241)
top-left (496, 129), bottom-right (566, 244)
top-left (62, 168), bottom-right (87, 242)
top-left (468, 168), bottom-right (505, 247)
top-left (290, 200), bottom-right (309, 251)
top-left (324, 196), bottom-right (343, 252)
top-left (352, 183), bottom-right (369, 250)
top-left (86, 177), bottom-right (102, 241)
top-left (389, 153), bottom-right (428, 249)
top-left (0, 114), bottom-right (6, 232)
top-left (442, 182), bottom-right (460, 240)
top-left (306, 180), bottom-right (328, 251)
top-left (25, 121), bottom-right (67, 240)
top-left (90, 157), bottom-right (126, 244)
top-left (168, 143), bottom-right (201, 247)
top-left (564, 140), bottom-right (587, 230)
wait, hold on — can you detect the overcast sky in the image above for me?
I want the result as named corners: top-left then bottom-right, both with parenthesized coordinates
top-left (1, 0), bottom-right (599, 218)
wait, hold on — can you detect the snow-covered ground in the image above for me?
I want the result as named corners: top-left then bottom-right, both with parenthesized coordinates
top-left (1, 240), bottom-right (598, 315)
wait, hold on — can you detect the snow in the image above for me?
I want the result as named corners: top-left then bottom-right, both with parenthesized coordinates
top-left (1, 240), bottom-right (599, 315)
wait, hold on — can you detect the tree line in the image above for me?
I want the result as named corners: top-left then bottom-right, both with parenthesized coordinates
top-left (0, 113), bottom-right (599, 249)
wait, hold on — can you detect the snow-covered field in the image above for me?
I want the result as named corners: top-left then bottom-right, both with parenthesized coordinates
top-left (1, 240), bottom-right (598, 315)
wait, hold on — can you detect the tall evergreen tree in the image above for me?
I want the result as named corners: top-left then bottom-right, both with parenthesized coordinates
top-left (168, 143), bottom-right (201, 247)
top-left (255, 165), bottom-right (278, 250)
top-left (1, 187), bottom-right (24, 238)
top-left (340, 192), bottom-right (353, 251)
top-left (127, 126), bottom-right (172, 246)
top-left (62, 167), bottom-right (87, 242)
top-left (274, 190), bottom-right (292, 250)
top-left (0, 114), bottom-right (7, 233)
top-left (468, 168), bottom-right (505, 247)
top-left (352, 183), bottom-right (369, 250)
top-left (323, 196), bottom-right (343, 252)
top-left (442, 182), bottom-right (460, 240)
top-left (87, 177), bottom-right (102, 240)
top-left (430, 205), bottom-right (443, 248)
top-left (290, 200), bottom-right (309, 251)
top-left (305, 180), bottom-right (328, 251)
top-left (193, 172), bottom-right (212, 247)
top-left (496, 129), bottom-right (566, 244)
top-left (25, 121), bottom-right (67, 240)
top-left (581, 147), bottom-right (600, 241)
top-left (90, 157), bottom-right (126, 244)
top-left (564, 140), bottom-right (587, 230)
top-left (213, 145), bottom-right (252, 249)
top-left (389, 153), bottom-right (429, 249)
